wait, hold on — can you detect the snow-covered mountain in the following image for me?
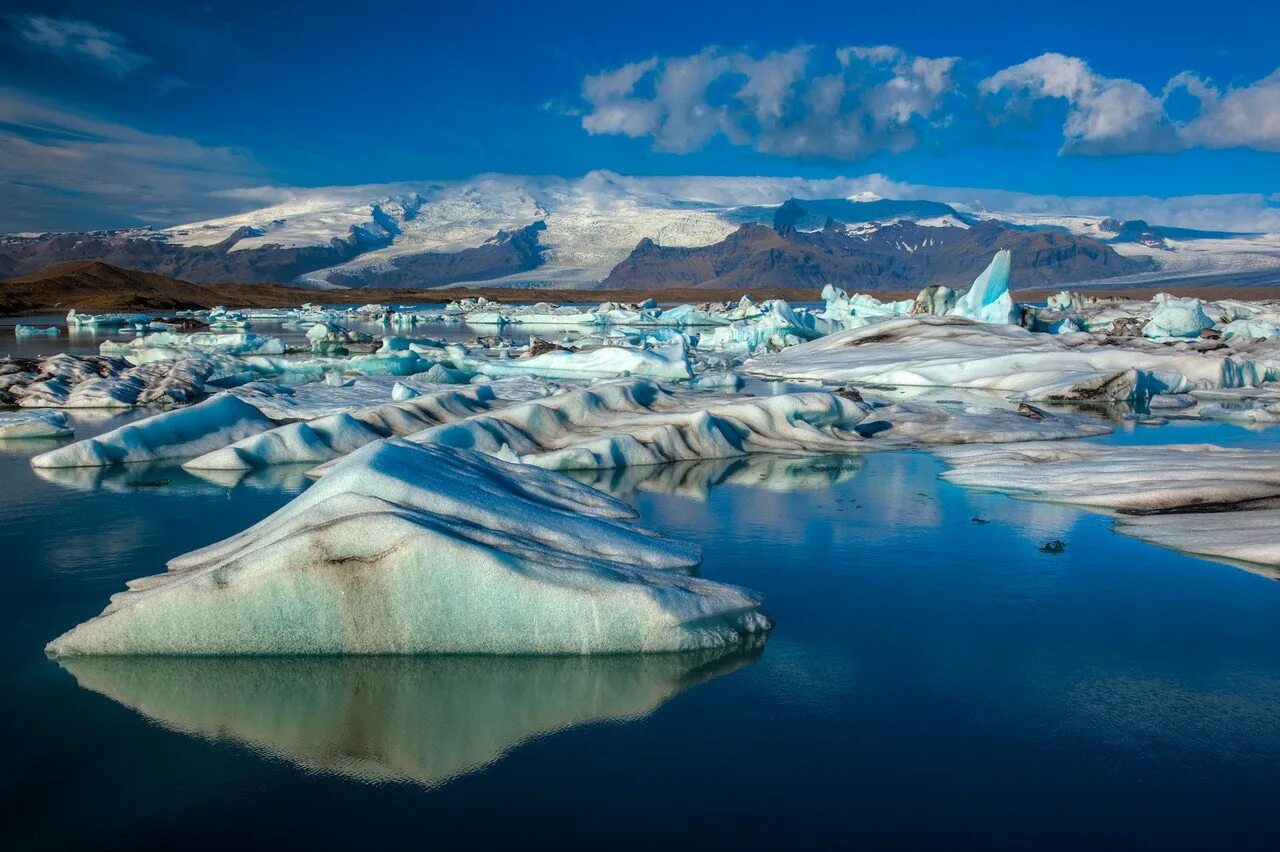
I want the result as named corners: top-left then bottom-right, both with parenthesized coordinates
top-left (2, 170), bottom-right (1278, 290)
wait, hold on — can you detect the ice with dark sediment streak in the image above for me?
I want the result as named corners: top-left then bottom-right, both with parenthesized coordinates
top-left (743, 316), bottom-right (1268, 401)
top-left (182, 385), bottom-right (499, 470)
top-left (1114, 511), bottom-right (1280, 578)
top-left (402, 379), bottom-right (1110, 473)
top-left (935, 441), bottom-right (1280, 574)
top-left (56, 647), bottom-right (760, 787)
top-left (46, 439), bottom-right (771, 656)
top-left (935, 442), bottom-right (1280, 513)
top-left (29, 395), bottom-right (274, 468)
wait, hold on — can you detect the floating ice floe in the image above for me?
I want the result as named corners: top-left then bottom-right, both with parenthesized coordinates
top-left (935, 442), bottom-right (1280, 513)
top-left (934, 441), bottom-right (1280, 573)
top-left (14, 324), bottom-right (59, 336)
top-left (698, 300), bottom-right (824, 354)
top-left (183, 385), bottom-right (500, 470)
top-left (101, 331), bottom-right (285, 358)
top-left (471, 341), bottom-right (693, 381)
top-left (66, 309), bottom-right (144, 328)
top-left (1114, 511), bottom-right (1280, 577)
top-left (30, 395), bottom-right (274, 468)
top-left (46, 439), bottom-right (772, 655)
top-left (744, 316), bottom-right (1267, 401)
top-left (402, 379), bottom-right (1108, 473)
top-left (4, 354), bottom-right (218, 408)
top-left (0, 409), bottom-right (73, 439)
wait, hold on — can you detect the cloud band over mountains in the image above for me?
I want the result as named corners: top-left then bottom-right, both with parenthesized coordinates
top-left (580, 45), bottom-right (1280, 159)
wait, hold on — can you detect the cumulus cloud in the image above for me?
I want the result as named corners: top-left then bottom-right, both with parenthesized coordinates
top-left (580, 45), bottom-right (959, 160)
top-left (980, 53), bottom-right (1178, 154)
top-left (0, 89), bottom-right (266, 231)
top-left (1171, 69), bottom-right (1280, 152)
top-left (9, 15), bottom-right (150, 78)
top-left (981, 53), bottom-right (1280, 155)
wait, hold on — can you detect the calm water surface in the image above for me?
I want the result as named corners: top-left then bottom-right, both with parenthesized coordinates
top-left (2, 328), bottom-right (1280, 848)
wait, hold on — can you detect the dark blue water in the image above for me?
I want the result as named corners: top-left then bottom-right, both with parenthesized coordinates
top-left (3, 412), bottom-right (1280, 849)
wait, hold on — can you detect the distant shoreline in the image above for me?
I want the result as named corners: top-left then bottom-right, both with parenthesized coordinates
top-left (5, 260), bottom-right (1280, 317)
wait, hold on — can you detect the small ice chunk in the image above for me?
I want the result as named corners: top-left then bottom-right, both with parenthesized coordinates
top-left (0, 410), bottom-right (73, 439)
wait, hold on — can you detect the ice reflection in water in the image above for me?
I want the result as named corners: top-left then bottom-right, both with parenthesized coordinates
top-left (563, 453), bottom-right (862, 500)
top-left (58, 646), bottom-right (761, 788)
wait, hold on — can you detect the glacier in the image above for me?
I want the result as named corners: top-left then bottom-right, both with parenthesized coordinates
top-left (46, 439), bottom-right (772, 656)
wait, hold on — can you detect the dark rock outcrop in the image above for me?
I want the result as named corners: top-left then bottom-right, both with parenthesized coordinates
top-left (602, 217), bottom-right (1147, 292)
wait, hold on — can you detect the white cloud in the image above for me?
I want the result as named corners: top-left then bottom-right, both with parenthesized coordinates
top-left (9, 15), bottom-right (150, 78)
top-left (580, 44), bottom-right (959, 160)
top-left (981, 53), bottom-right (1280, 155)
top-left (0, 89), bottom-right (266, 231)
top-left (1171, 69), bottom-right (1280, 153)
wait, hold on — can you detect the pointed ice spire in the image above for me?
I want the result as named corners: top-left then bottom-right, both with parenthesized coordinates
top-left (949, 250), bottom-right (1016, 324)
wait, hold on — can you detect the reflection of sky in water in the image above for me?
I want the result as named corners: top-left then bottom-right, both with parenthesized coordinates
top-left (4, 402), bottom-right (1280, 846)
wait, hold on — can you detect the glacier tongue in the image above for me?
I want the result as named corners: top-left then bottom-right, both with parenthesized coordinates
top-left (46, 439), bottom-right (772, 656)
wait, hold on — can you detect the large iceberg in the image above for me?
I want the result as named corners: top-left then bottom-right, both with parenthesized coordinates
top-left (1142, 296), bottom-right (1215, 339)
top-left (46, 439), bottom-right (772, 656)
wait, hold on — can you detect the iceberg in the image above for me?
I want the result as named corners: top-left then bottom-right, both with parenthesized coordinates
top-left (949, 250), bottom-right (1017, 325)
top-left (101, 331), bottom-right (285, 357)
top-left (743, 316), bottom-right (1266, 401)
top-left (46, 439), bottom-right (772, 656)
top-left (183, 386), bottom-right (500, 470)
top-left (30, 394), bottom-right (274, 468)
top-left (0, 409), bottom-right (73, 439)
top-left (1114, 511), bottom-right (1280, 578)
top-left (6, 354), bottom-right (219, 409)
top-left (405, 378), bottom-right (1106, 473)
top-left (1142, 295), bottom-right (1215, 339)
top-left (413, 379), bottom-right (875, 470)
top-left (14, 324), bottom-right (59, 336)
top-left (473, 342), bottom-right (693, 381)
top-left (936, 442), bottom-right (1280, 513)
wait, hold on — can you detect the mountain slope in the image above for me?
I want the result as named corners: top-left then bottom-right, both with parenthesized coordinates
top-left (1, 172), bottom-right (1272, 291)
top-left (602, 219), bottom-right (1145, 291)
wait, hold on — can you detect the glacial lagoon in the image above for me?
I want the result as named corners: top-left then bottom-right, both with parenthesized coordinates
top-left (4, 386), bottom-right (1280, 847)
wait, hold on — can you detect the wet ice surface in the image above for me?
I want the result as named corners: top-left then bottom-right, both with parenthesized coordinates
top-left (4, 410), bottom-right (1280, 848)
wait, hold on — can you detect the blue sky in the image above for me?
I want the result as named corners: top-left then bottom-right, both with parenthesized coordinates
top-left (1, 0), bottom-right (1278, 231)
